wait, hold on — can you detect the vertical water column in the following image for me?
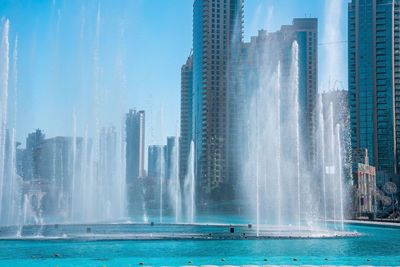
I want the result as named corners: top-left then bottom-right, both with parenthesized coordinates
top-left (190, 141), bottom-right (195, 223)
top-left (175, 125), bottom-right (182, 223)
top-left (71, 110), bottom-right (77, 221)
top-left (51, 142), bottom-right (56, 221)
top-left (91, 3), bottom-right (101, 222)
top-left (276, 61), bottom-right (282, 226)
top-left (184, 141), bottom-right (195, 223)
top-left (0, 20), bottom-right (10, 222)
top-left (160, 146), bottom-right (164, 223)
top-left (318, 95), bottom-right (327, 226)
top-left (159, 105), bottom-right (164, 223)
top-left (329, 102), bottom-right (337, 223)
top-left (6, 129), bottom-right (18, 225)
top-left (118, 116), bottom-right (127, 221)
top-left (255, 79), bottom-right (260, 236)
top-left (336, 124), bottom-right (345, 230)
top-left (290, 41), bottom-right (301, 228)
top-left (12, 35), bottom-right (20, 226)
top-left (81, 127), bottom-right (90, 221)
top-left (1, 31), bottom-right (21, 227)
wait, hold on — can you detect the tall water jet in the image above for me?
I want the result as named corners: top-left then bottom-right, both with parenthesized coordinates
top-left (318, 95), bottom-right (327, 226)
top-left (276, 61), bottom-right (282, 226)
top-left (70, 110), bottom-right (77, 221)
top-left (329, 102), bottom-right (337, 223)
top-left (237, 25), bottom-right (350, 231)
top-left (255, 86), bottom-right (260, 236)
top-left (184, 141), bottom-right (195, 223)
top-left (65, 4), bottom-right (127, 224)
top-left (336, 124), bottom-right (345, 230)
top-left (175, 126), bottom-right (181, 223)
top-left (118, 116), bottom-right (127, 221)
top-left (290, 41), bottom-right (301, 228)
top-left (10, 35), bottom-right (20, 227)
top-left (0, 30), bottom-right (21, 227)
top-left (167, 125), bottom-right (182, 223)
top-left (160, 147), bottom-right (164, 223)
top-left (159, 105), bottom-right (164, 223)
top-left (167, 134), bottom-right (181, 223)
top-left (0, 20), bottom-right (10, 221)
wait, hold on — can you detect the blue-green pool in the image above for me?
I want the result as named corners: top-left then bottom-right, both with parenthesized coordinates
top-left (0, 223), bottom-right (399, 266)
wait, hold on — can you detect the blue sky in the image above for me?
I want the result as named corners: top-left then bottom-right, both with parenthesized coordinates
top-left (0, 0), bottom-right (348, 148)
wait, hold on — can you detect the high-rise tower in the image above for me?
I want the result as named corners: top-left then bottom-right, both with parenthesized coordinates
top-left (193, 0), bottom-right (244, 203)
top-left (126, 109), bottom-right (145, 183)
top-left (348, 0), bottom-right (400, 180)
top-left (180, 54), bottom-right (194, 184)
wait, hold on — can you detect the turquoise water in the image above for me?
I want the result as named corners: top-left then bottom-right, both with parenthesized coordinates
top-left (0, 223), bottom-right (399, 266)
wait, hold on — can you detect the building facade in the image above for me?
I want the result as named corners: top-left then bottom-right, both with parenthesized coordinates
top-left (165, 136), bottom-right (177, 180)
top-left (283, 18), bottom-right (318, 169)
top-left (180, 54), bottom-right (193, 184)
top-left (148, 145), bottom-right (163, 178)
top-left (348, 0), bottom-right (400, 181)
top-left (19, 129), bottom-right (45, 180)
top-left (193, 0), bottom-right (244, 203)
top-left (237, 19), bottom-right (318, 168)
top-left (126, 109), bottom-right (145, 183)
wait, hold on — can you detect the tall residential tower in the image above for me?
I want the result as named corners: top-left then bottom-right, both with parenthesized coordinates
top-left (193, 0), bottom-right (244, 203)
top-left (180, 54), bottom-right (194, 184)
top-left (348, 0), bottom-right (400, 181)
top-left (126, 109), bottom-right (145, 183)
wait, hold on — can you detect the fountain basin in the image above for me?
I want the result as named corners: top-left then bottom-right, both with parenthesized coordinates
top-left (0, 223), bottom-right (361, 241)
top-left (0, 223), bottom-right (398, 266)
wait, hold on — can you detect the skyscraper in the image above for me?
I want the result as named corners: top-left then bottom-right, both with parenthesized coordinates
top-left (180, 53), bottom-right (193, 184)
top-left (290, 18), bottom-right (318, 167)
top-left (126, 109), bottom-right (145, 183)
top-left (193, 0), bottom-right (244, 203)
top-left (348, 0), bottom-right (400, 180)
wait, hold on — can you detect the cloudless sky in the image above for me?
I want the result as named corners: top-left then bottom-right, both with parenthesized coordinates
top-left (0, 0), bottom-right (348, 155)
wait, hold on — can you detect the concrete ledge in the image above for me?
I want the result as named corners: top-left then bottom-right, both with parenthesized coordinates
top-left (344, 219), bottom-right (400, 229)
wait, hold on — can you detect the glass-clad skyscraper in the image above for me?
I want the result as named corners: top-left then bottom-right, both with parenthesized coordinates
top-left (348, 0), bottom-right (400, 179)
top-left (180, 54), bottom-right (193, 184)
top-left (126, 109), bottom-right (145, 183)
top-left (193, 0), bottom-right (244, 203)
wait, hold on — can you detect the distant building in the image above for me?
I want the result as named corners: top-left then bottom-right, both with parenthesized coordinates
top-left (126, 109), bottom-right (145, 183)
top-left (180, 53), bottom-right (193, 184)
top-left (165, 136), bottom-right (177, 180)
top-left (20, 129), bottom-right (45, 180)
top-left (37, 137), bottom-right (72, 183)
top-left (36, 136), bottom-right (75, 218)
top-left (99, 126), bottom-right (118, 183)
top-left (148, 145), bottom-right (163, 178)
top-left (348, 0), bottom-right (400, 182)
